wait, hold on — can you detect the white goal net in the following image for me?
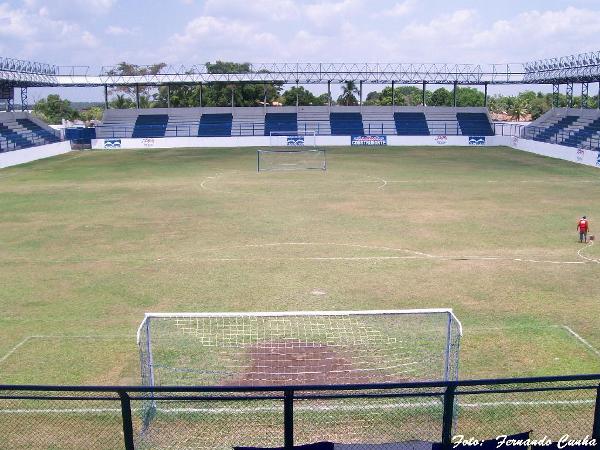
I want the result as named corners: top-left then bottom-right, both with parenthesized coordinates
top-left (137, 309), bottom-right (462, 388)
top-left (257, 149), bottom-right (327, 172)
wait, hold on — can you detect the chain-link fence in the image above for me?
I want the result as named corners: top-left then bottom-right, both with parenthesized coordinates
top-left (1, 374), bottom-right (599, 450)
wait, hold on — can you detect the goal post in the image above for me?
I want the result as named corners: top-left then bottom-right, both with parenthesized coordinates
top-left (137, 309), bottom-right (462, 388)
top-left (257, 148), bottom-right (327, 172)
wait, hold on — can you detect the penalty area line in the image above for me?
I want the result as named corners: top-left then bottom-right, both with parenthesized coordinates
top-left (562, 326), bottom-right (600, 359)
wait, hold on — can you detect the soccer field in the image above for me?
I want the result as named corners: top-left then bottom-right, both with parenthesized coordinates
top-left (0, 145), bottom-right (599, 385)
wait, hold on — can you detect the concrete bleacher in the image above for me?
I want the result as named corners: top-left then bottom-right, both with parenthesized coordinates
top-left (0, 112), bottom-right (60, 152)
top-left (456, 113), bottom-right (494, 136)
top-left (132, 114), bottom-right (169, 138)
top-left (231, 108), bottom-right (264, 136)
top-left (394, 112), bottom-right (430, 136)
top-left (330, 112), bottom-right (364, 135)
top-left (264, 112), bottom-right (297, 136)
top-left (525, 108), bottom-right (600, 150)
top-left (97, 106), bottom-right (494, 138)
top-left (361, 107), bottom-right (396, 135)
top-left (198, 113), bottom-right (233, 137)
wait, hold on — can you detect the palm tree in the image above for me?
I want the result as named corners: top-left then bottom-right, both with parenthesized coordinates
top-left (339, 81), bottom-right (359, 106)
top-left (508, 99), bottom-right (528, 121)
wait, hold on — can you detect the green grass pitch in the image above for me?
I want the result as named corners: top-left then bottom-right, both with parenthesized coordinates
top-left (0, 145), bottom-right (599, 385)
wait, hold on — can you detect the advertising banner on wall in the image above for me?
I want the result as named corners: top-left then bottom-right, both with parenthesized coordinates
top-left (468, 136), bottom-right (486, 146)
top-left (286, 136), bottom-right (305, 146)
top-left (104, 139), bottom-right (122, 149)
top-left (351, 135), bottom-right (387, 146)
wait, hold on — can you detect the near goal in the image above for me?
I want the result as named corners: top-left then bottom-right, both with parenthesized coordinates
top-left (137, 309), bottom-right (462, 388)
top-left (257, 149), bottom-right (327, 172)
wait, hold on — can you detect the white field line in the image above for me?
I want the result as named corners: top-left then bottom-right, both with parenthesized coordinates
top-left (189, 242), bottom-right (587, 266)
top-left (577, 240), bottom-right (600, 263)
top-left (0, 335), bottom-right (133, 365)
top-left (562, 326), bottom-right (600, 359)
top-left (0, 336), bottom-right (33, 364)
top-left (0, 399), bottom-right (595, 415)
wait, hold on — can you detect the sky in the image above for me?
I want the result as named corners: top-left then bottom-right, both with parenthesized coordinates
top-left (1, 0), bottom-right (599, 102)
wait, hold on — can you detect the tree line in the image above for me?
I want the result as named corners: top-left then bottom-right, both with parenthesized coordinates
top-left (33, 61), bottom-right (600, 124)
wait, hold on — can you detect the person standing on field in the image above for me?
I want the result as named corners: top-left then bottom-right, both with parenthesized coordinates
top-left (577, 216), bottom-right (590, 243)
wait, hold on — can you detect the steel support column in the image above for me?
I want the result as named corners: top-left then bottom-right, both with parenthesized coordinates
top-left (484, 83), bottom-right (488, 107)
top-left (231, 85), bottom-right (235, 109)
top-left (135, 84), bottom-right (140, 109)
top-left (295, 80), bottom-right (299, 112)
top-left (359, 80), bottom-right (363, 110)
top-left (552, 84), bottom-right (560, 108)
top-left (104, 85), bottom-right (109, 110)
top-left (327, 80), bottom-right (331, 111)
top-left (20, 87), bottom-right (28, 112)
top-left (422, 81), bottom-right (426, 106)
top-left (566, 82), bottom-right (574, 108)
top-left (391, 80), bottom-right (395, 109)
top-left (581, 83), bottom-right (589, 109)
top-left (263, 84), bottom-right (267, 113)
top-left (7, 96), bottom-right (14, 112)
top-left (453, 81), bottom-right (458, 107)
top-left (598, 81), bottom-right (600, 110)
top-left (167, 84), bottom-right (171, 109)
top-left (199, 83), bottom-right (202, 107)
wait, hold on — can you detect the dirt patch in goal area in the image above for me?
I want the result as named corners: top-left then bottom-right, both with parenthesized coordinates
top-left (223, 340), bottom-right (399, 386)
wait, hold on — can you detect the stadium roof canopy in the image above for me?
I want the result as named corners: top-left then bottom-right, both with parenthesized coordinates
top-left (1, 51), bottom-right (599, 88)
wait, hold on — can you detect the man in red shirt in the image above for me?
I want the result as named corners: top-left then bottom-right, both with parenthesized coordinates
top-left (577, 216), bottom-right (590, 243)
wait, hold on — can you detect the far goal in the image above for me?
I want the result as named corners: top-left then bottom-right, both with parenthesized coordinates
top-left (257, 148), bottom-right (327, 172)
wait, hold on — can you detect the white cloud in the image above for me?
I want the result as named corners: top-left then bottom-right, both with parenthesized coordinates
top-left (376, 0), bottom-right (416, 17)
top-left (203, 0), bottom-right (300, 21)
top-left (163, 15), bottom-right (282, 62)
top-left (105, 25), bottom-right (138, 36)
top-left (304, 0), bottom-right (363, 27)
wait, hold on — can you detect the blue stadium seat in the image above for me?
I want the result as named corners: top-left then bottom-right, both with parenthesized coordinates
top-left (330, 112), bottom-right (364, 135)
top-left (132, 114), bottom-right (169, 138)
top-left (198, 113), bottom-right (233, 137)
top-left (531, 116), bottom-right (578, 143)
top-left (16, 119), bottom-right (60, 143)
top-left (0, 123), bottom-right (34, 150)
top-left (264, 113), bottom-right (297, 136)
top-left (394, 112), bottom-right (430, 135)
top-left (456, 113), bottom-right (494, 136)
top-left (560, 117), bottom-right (600, 148)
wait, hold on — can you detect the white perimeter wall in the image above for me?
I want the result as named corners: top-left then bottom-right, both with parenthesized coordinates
top-left (0, 141), bottom-right (72, 169)
top-left (1, 134), bottom-right (598, 170)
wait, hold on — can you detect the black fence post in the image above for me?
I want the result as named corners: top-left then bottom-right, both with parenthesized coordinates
top-left (119, 390), bottom-right (135, 450)
top-left (593, 383), bottom-right (600, 441)
top-left (441, 384), bottom-right (457, 450)
top-left (284, 389), bottom-right (294, 449)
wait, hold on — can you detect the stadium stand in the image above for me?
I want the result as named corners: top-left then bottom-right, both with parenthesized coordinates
top-left (165, 108), bottom-right (202, 137)
top-left (0, 113), bottom-right (60, 152)
top-left (198, 113), bottom-right (233, 137)
top-left (525, 108), bottom-right (600, 150)
top-left (456, 112), bottom-right (494, 136)
top-left (394, 112), bottom-right (430, 135)
top-left (231, 108), bottom-right (265, 136)
top-left (96, 107), bottom-right (495, 138)
top-left (132, 114), bottom-right (169, 138)
top-left (361, 107), bottom-right (396, 135)
top-left (264, 112), bottom-right (298, 136)
top-left (330, 112), bottom-right (364, 135)
top-left (297, 107), bottom-right (331, 135)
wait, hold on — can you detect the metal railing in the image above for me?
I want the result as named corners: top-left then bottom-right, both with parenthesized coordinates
top-left (1, 374), bottom-right (599, 450)
top-left (95, 121), bottom-right (495, 138)
top-left (522, 125), bottom-right (600, 151)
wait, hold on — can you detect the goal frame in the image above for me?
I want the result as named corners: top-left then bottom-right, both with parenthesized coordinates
top-left (257, 148), bottom-right (327, 172)
top-left (137, 308), bottom-right (462, 388)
